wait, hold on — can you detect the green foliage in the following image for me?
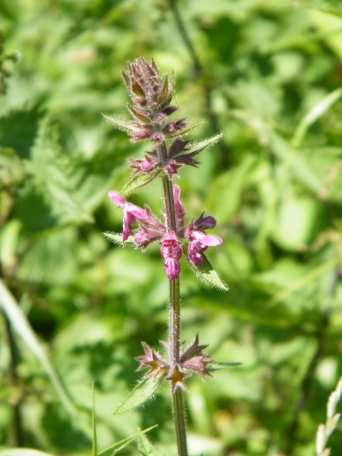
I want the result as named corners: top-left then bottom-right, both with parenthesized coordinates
top-left (0, 0), bottom-right (342, 455)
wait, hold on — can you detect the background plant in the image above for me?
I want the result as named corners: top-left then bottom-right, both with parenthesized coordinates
top-left (0, 0), bottom-right (342, 455)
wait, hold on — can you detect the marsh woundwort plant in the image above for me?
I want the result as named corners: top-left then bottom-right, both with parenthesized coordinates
top-left (104, 58), bottom-right (226, 456)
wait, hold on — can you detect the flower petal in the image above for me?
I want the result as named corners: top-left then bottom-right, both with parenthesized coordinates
top-left (190, 230), bottom-right (222, 246)
top-left (108, 191), bottom-right (126, 208)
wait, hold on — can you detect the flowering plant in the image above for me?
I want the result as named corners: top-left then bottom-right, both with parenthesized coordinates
top-left (105, 58), bottom-right (227, 455)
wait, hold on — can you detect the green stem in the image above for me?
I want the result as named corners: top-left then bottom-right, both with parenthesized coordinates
top-left (160, 169), bottom-right (188, 456)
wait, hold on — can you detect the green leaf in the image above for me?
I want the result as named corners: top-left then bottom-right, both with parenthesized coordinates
top-left (0, 148), bottom-right (25, 189)
top-left (187, 133), bottom-right (223, 156)
top-left (297, 0), bottom-right (342, 17)
top-left (92, 384), bottom-right (98, 456)
top-left (113, 376), bottom-right (161, 415)
top-left (0, 279), bottom-right (75, 416)
top-left (98, 425), bottom-right (158, 456)
top-left (192, 255), bottom-right (229, 291)
top-left (292, 88), bottom-right (342, 147)
top-left (0, 450), bottom-right (55, 456)
top-left (102, 114), bottom-right (136, 133)
top-left (136, 432), bottom-right (158, 456)
top-left (122, 168), bottom-right (161, 196)
top-left (103, 231), bottom-right (125, 246)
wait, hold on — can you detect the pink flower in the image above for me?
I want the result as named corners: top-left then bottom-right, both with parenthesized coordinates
top-left (129, 154), bottom-right (158, 173)
top-left (186, 225), bottom-right (222, 266)
top-left (173, 185), bottom-right (185, 233)
top-left (108, 191), bottom-right (161, 242)
top-left (160, 232), bottom-right (182, 280)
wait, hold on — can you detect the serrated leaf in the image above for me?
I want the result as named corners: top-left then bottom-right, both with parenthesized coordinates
top-left (0, 148), bottom-right (25, 189)
top-left (192, 255), bottom-right (229, 291)
top-left (30, 117), bottom-right (112, 225)
top-left (0, 279), bottom-right (75, 416)
top-left (186, 133), bottom-right (223, 155)
top-left (122, 168), bottom-right (161, 196)
top-left (113, 376), bottom-right (161, 415)
top-left (102, 114), bottom-right (136, 133)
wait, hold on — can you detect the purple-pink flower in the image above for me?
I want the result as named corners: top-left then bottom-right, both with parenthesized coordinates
top-left (160, 233), bottom-right (182, 280)
top-left (108, 187), bottom-right (222, 278)
top-left (108, 191), bottom-right (163, 244)
top-left (185, 215), bottom-right (222, 266)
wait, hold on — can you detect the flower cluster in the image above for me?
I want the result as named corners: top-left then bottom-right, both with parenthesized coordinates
top-left (136, 335), bottom-right (212, 392)
top-left (104, 58), bottom-right (216, 179)
top-left (108, 185), bottom-right (222, 280)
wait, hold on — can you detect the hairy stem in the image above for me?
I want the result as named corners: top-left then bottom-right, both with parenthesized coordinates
top-left (159, 152), bottom-right (188, 455)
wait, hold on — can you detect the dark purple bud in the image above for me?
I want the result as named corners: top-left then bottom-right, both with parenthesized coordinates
top-left (169, 139), bottom-right (190, 158)
top-left (164, 119), bottom-right (186, 135)
top-left (193, 213), bottom-right (217, 230)
top-left (162, 105), bottom-right (177, 116)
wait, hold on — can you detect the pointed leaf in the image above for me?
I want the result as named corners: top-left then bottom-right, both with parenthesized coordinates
top-left (102, 114), bottom-right (136, 133)
top-left (186, 134), bottom-right (223, 156)
top-left (292, 88), bottom-right (342, 147)
top-left (92, 384), bottom-right (98, 456)
top-left (0, 279), bottom-right (75, 416)
top-left (98, 425), bottom-right (158, 456)
top-left (113, 376), bottom-right (161, 415)
top-left (122, 168), bottom-right (161, 196)
top-left (192, 256), bottom-right (229, 291)
top-left (0, 450), bottom-right (55, 456)
top-left (103, 232), bottom-right (125, 246)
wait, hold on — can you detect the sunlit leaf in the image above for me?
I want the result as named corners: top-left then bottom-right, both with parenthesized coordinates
top-left (122, 168), bottom-right (161, 196)
top-left (292, 88), bottom-right (342, 147)
top-left (113, 376), bottom-right (162, 415)
top-left (191, 256), bottom-right (229, 291)
top-left (0, 279), bottom-right (75, 416)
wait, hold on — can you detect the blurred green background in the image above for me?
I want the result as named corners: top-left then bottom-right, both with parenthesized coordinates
top-left (1, 0), bottom-right (342, 455)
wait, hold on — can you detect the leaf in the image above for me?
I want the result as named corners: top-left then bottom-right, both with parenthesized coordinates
top-left (292, 88), bottom-right (342, 147)
top-left (136, 431), bottom-right (158, 456)
top-left (296, 0), bottom-right (342, 17)
top-left (113, 376), bottom-right (161, 415)
top-left (103, 231), bottom-right (125, 246)
top-left (98, 425), bottom-right (158, 456)
top-left (29, 117), bottom-right (113, 226)
top-left (122, 168), bottom-right (161, 196)
top-left (92, 384), bottom-right (98, 456)
top-left (186, 133), bottom-right (223, 156)
top-left (102, 114), bottom-right (136, 133)
top-left (0, 148), bottom-right (25, 189)
top-left (192, 255), bottom-right (229, 291)
top-left (0, 279), bottom-right (75, 416)
top-left (0, 450), bottom-right (55, 456)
